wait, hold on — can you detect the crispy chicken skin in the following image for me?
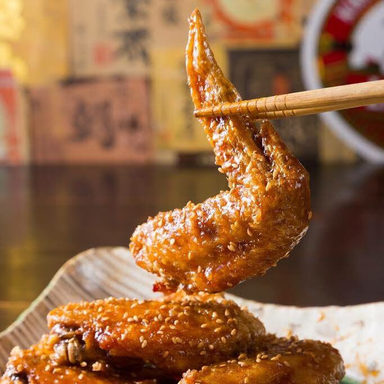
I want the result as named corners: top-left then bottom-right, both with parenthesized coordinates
top-left (47, 294), bottom-right (265, 376)
top-left (0, 336), bottom-right (160, 384)
top-left (129, 9), bottom-right (311, 293)
top-left (180, 334), bottom-right (345, 384)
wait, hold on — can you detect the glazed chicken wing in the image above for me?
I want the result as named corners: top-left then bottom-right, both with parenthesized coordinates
top-left (130, 9), bottom-right (311, 293)
top-left (0, 336), bottom-right (161, 384)
top-left (180, 334), bottom-right (345, 384)
top-left (47, 294), bottom-right (265, 376)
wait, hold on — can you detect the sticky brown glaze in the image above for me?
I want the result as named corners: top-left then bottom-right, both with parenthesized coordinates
top-left (129, 9), bottom-right (311, 293)
top-left (180, 334), bottom-right (345, 384)
top-left (47, 295), bottom-right (265, 376)
top-left (0, 336), bottom-right (161, 384)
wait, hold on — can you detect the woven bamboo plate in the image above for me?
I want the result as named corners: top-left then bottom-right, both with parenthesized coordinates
top-left (1, 247), bottom-right (380, 383)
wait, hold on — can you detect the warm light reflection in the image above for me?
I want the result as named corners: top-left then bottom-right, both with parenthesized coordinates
top-left (0, 0), bottom-right (68, 85)
top-left (0, 0), bottom-right (27, 81)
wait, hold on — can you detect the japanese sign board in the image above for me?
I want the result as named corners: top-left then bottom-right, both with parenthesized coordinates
top-left (201, 0), bottom-right (301, 47)
top-left (69, 0), bottom-right (152, 77)
top-left (30, 78), bottom-right (153, 164)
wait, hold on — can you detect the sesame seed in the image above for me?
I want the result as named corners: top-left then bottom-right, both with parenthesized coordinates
top-left (80, 362), bottom-right (87, 367)
top-left (214, 327), bottom-right (222, 333)
top-left (227, 282), bottom-right (233, 287)
top-left (239, 353), bottom-right (247, 360)
top-left (221, 337), bottom-right (227, 344)
top-left (273, 168), bottom-right (279, 178)
top-left (216, 319), bottom-right (224, 324)
top-left (170, 238), bottom-right (175, 245)
top-left (172, 337), bottom-right (182, 344)
top-left (212, 312), bottom-right (218, 318)
top-left (78, 373), bottom-right (84, 379)
top-left (284, 361), bottom-right (290, 367)
top-left (139, 336), bottom-right (144, 343)
top-left (244, 378), bottom-right (249, 383)
top-left (308, 211), bottom-right (313, 220)
top-left (92, 362), bottom-right (102, 371)
top-left (163, 351), bottom-right (169, 357)
top-left (201, 323), bottom-right (208, 328)
top-left (198, 342), bottom-right (205, 348)
top-left (247, 228), bottom-right (253, 236)
top-left (227, 243), bottom-right (236, 252)
top-left (141, 340), bottom-right (148, 348)
top-left (231, 329), bottom-right (237, 336)
top-left (225, 309), bottom-right (230, 317)
top-left (209, 344), bottom-right (214, 350)
top-left (200, 351), bottom-right (206, 355)
top-left (197, 266), bottom-right (202, 273)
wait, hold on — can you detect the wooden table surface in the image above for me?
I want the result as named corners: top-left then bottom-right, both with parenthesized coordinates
top-left (0, 164), bottom-right (383, 332)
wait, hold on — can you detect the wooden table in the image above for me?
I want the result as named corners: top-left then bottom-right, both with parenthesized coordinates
top-left (0, 164), bottom-right (383, 331)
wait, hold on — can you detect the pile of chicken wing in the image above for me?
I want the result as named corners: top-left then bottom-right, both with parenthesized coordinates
top-left (1, 9), bottom-right (345, 384)
top-left (1, 293), bottom-right (344, 384)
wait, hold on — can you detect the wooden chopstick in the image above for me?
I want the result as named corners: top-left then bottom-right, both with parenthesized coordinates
top-left (194, 80), bottom-right (384, 119)
top-left (253, 102), bottom-right (359, 120)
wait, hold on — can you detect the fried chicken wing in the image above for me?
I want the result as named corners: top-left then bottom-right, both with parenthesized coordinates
top-left (180, 335), bottom-right (345, 384)
top-left (0, 336), bottom-right (161, 384)
top-left (47, 294), bottom-right (265, 376)
top-left (129, 9), bottom-right (311, 293)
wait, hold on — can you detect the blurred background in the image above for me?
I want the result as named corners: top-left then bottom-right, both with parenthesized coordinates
top-left (1, 0), bottom-right (376, 166)
top-left (0, 0), bottom-right (383, 329)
